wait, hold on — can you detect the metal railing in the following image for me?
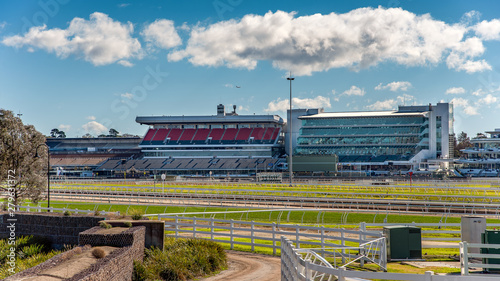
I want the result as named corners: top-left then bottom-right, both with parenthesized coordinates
top-left (460, 241), bottom-right (500, 275)
top-left (158, 214), bottom-right (382, 262)
top-left (281, 237), bottom-right (500, 281)
top-left (362, 222), bottom-right (500, 249)
top-left (13, 204), bottom-right (120, 216)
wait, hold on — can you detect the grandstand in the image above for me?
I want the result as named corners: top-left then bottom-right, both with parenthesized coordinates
top-left (96, 157), bottom-right (281, 176)
top-left (46, 137), bottom-right (141, 177)
top-left (135, 104), bottom-right (284, 159)
top-left (94, 104), bottom-right (286, 176)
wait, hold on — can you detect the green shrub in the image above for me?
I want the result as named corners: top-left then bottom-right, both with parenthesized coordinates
top-left (129, 209), bottom-right (144, 220)
top-left (0, 236), bottom-right (61, 279)
top-left (124, 221), bottom-right (133, 228)
top-left (132, 260), bottom-right (147, 281)
top-left (133, 238), bottom-right (227, 280)
top-left (99, 221), bottom-right (112, 229)
top-left (63, 210), bottom-right (71, 216)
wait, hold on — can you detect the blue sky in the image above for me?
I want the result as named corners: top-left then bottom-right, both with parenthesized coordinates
top-left (1, 0), bottom-right (500, 138)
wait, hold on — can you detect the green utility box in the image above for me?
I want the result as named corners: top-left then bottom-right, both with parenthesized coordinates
top-left (383, 226), bottom-right (422, 260)
top-left (481, 230), bottom-right (500, 272)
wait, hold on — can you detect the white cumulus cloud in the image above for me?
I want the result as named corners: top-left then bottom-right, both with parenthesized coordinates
top-left (478, 94), bottom-right (498, 105)
top-left (342, 86), bottom-right (365, 96)
top-left (264, 96), bottom-right (331, 112)
top-left (451, 97), bottom-right (479, 115)
top-left (82, 121), bottom-right (108, 135)
top-left (58, 124), bottom-right (71, 131)
top-left (168, 7), bottom-right (493, 75)
top-left (375, 81), bottom-right (412, 92)
top-left (141, 19), bottom-right (182, 49)
top-left (366, 94), bottom-right (415, 110)
top-left (366, 99), bottom-right (398, 110)
top-left (474, 19), bottom-right (500, 40)
top-left (2, 12), bottom-right (142, 66)
top-left (445, 87), bottom-right (466, 95)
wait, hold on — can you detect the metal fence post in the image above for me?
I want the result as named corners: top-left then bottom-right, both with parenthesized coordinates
top-left (359, 222), bottom-right (365, 267)
top-left (424, 271), bottom-right (434, 281)
top-left (296, 225), bottom-right (300, 248)
top-left (210, 217), bottom-right (214, 241)
top-left (460, 242), bottom-right (469, 275)
top-left (338, 267), bottom-right (346, 281)
top-left (273, 222), bottom-right (277, 255)
top-left (175, 216), bottom-right (179, 239)
top-left (193, 217), bottom-right (197, 238)
top-left (305, 259), bottom-right (311, 280)
top-left (230, 219), bottom-right (234, 250)
top-left (341, 228), bottom-right (346, 264)
top-left (320, 226), bottom-right (325, 257)
top-left (251, 221), bottom-right (255, 252)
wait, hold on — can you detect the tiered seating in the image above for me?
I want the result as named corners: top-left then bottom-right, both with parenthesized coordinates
top-left (140, 129), bottom-right (157, 145)
top-left (221, 128), bottom-right (238, 144)
top-left (165, 129), bottom-right (182, 144)
top-left (50, 157), bottom-right (108, 166)
top-left (262, 128), bottom-right (276, 144)
top-left (250, 128), bottom-right (265, 143)
top-left (178, 129), bottom-right (196, 144)
top-left (208, 129), bottom-right (224, 144)
top-left (151, 129), bottom-right (170, 145)
top-left (235, 128), bottom-right (252, 143)
top-left (141, 127), bottom-right (280, 146)
top-left (192, 129), bottom-right (210, 144)
top-left (270, 128), bottom-right (280, 143)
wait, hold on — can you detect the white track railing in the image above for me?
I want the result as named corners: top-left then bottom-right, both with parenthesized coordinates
top-left (13, 204), bottom-right (120, 216)
top-left (282, 237), bottom-right (500, 281)
top-left (362, 222), bottom-right (500, 249)
top-left (158, 214), bottom-right (382, 263)
top-left (460, 241), bottom-right (500, 275)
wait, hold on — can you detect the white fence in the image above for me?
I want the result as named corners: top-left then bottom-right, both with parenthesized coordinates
top-left (157, 214), bottom-right (384, 268)
top-left (281, 237), bottom-right (500, 281)
top-left (362, 222), bottom-right (500, 249)
top-left (13, 204), bottom-right (120, 216)
top-left (460, 241), bottom-right (500, 275)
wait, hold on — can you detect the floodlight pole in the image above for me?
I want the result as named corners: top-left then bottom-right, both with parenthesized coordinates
top-left (287, 74), bottom-right (295, 186)
top-left (34, 144), bottom-right (50, 211)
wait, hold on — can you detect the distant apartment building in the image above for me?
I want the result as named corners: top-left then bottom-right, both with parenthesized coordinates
top-left (458, 128), bottom-right (500, 177)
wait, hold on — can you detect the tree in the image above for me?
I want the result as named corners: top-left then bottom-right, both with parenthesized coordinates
top-left (455, 131), bottom-right (473, 158)
top-left (50, 128), bottom-right (66, 138)
top-left (82, 133), bottom-right (93, 138)
top-left (109, 128), bottom-right (119, 137)
top-left (0, 109), bottom-right (47, 205)
top-left (50, 128), bottom-right (59, 138)
top-left (475, 133), bottom-right (487, 139)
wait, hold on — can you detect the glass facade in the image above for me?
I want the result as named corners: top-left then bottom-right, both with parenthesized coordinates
top-left (295, 115), bottom-right (429, 162)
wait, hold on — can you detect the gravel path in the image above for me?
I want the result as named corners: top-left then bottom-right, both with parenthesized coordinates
top-left (200, 250), bottom-right (281, 281)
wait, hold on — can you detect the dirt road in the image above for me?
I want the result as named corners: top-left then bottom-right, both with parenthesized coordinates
top-left (200, 251), bottom-right (281, 281)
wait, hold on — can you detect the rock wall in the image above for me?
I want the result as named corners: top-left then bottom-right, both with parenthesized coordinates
top-left (5, 226), bottom-right (146, 281)
top-left (0, 213), bottom-right (105, 248)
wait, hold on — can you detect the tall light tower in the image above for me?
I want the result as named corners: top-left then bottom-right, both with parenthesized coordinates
top-left (287, 73), bottom-right (294, 186)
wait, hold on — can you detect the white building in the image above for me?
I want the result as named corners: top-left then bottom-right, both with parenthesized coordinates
top-left (285, 103), bottom-right (454, 170)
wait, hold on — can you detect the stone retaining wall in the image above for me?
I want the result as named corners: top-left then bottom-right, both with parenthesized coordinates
top-left (5, 226), bottom-right (146, 281)
top-left (0, 213), bottom-right (105, 248)
top-left (71, 226), bottom-right (146, 281)
top-left (104, 220), bottom-right (165, 249)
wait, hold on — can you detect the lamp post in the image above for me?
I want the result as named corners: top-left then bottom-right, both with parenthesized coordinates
top-left (287, 74), bottom-right (295, 186)
top-left (34, 144), bottom-right (50, 211)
